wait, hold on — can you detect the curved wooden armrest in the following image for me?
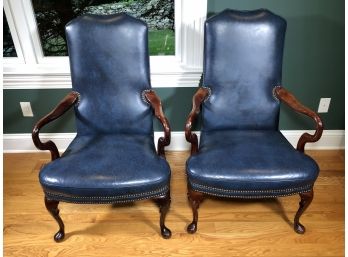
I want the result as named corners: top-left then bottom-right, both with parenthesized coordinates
top-left (144, 90), bottom-right (171, 157)
top-left (275, 86), bottom-right (324, 152)
top-left (32, 91), bottom-right (79, 161)
top-left (185, 87), bottom-right (210, 155)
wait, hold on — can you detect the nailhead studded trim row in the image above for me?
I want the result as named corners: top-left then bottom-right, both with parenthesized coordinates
top-left (191, 182), bottom-right (312, 193)
top-left (272, 85), bottom-right (281, 102)
top-left (202, 86), bottom-right (212, 102)
top-left (192, 188), bottom-right (311, 199)
top-left (141, 89), bottom-right (152, 104)
top-left (190, 181), bottom-right (313, 198)
top-left (73, 91), bottom-right (81, 106)
top-left (44, 185), bottom-right (168, 199)
top-left (45, 192), bottom-right (167, 204)
top-left (44, 185), bottom-right (169, 204)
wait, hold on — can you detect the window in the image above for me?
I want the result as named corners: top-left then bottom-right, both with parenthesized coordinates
top-left (3, 0), bottom-right (207, 88)
top-left (3, 10), bottom-right (17, 57)
top-left (31, 0), bottom-right (174, 56)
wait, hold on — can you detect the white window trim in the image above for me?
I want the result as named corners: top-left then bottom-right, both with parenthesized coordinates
top-left (3, 0), bottom-right (25, 64)
top-left (3, 0), bottom-right (207, 89)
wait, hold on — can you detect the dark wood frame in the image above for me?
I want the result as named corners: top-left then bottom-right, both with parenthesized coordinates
top-left (144, 90), bottom-right (171, 157)
top-left (184, 87), bottom-right (210, 233)
top-left (33, 90), bottom-right (172, 241)
top-left (185, 87), bottom-right (210, 155)
top-left (144, 90), bottom-right (172, 238)
top-left (32, 91), bottom-right (79, 161)
top-left (274, 86), bottom-right (324, 152)
top-left (184, 85), bottom-right (323, 234)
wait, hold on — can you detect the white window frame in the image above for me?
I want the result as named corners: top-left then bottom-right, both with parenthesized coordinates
top-left (3, 0), bottom-right (25, 64)
top-left (3, 0), bottom-right (207, 89)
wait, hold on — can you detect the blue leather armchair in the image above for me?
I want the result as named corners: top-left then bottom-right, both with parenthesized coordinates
top-left (32, 14), bottom-right (172, 241)
top-left (185, 9), bottom-right (323, 234)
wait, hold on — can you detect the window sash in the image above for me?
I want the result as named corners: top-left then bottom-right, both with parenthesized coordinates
top-left (3, 0), bottom-right (207, 88)
top-left (3, 0), bottom-right (25, 63)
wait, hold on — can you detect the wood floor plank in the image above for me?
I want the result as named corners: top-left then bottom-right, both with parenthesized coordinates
top-left (4, 151), bottom-right (344, 257)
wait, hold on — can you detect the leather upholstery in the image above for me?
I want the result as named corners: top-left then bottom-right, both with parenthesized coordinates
top-left (39, 14), bottom-right (170, 203)
top-left (202, 9), bottom-right (286, 131)
top-left (66, 13), bottom-right (153, 135)
top-left (40, 135), bottom-right (170, 203)
top-left (187, 130), bottom-right (318, 198)
top-left (186, 9), bottom-right (318, 198)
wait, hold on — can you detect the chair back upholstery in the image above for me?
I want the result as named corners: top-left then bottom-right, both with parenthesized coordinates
top-left (66, 14), bottom-right (153, 135)
top-left (202, 9), bottom-right (287, 131)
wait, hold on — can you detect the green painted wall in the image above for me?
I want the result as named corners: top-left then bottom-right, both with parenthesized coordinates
top-left (3, 0), bottom-right (344, 133)
top-left (208, 0), bottom-right (344, 130)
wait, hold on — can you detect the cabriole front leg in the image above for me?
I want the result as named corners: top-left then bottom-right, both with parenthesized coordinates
top-left (154, 191), bottom-right (172, 239)
top-left (294, 189), bottom-right (314, 234)
top-left (187, 187), bottom-right (204, 234)
top-left (44, 197), bottom-right (65, 242)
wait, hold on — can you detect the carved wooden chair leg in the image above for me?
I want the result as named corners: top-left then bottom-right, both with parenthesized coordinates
top-left (44, 197), bottom-right (65, 242)
top-left (187, 188), bottom-right (204, 234)
top-left (294, 189), bottom-right (314, 234)
top-left (154, 191), bottom-right (172, 239)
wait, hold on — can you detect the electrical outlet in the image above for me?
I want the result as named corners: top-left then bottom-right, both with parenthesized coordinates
top-left (20, 102), bottom-right (34, 117)
top-left (318, 98), bottom-right (331, 113)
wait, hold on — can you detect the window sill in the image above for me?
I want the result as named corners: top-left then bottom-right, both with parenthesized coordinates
top-left (3, 57), bottom-right (202, 89)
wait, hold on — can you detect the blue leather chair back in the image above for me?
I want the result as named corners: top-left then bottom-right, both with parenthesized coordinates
top-left (66, 14), bottom-right (153, 135)
top-left (202, 9), bottom-right (287, 131)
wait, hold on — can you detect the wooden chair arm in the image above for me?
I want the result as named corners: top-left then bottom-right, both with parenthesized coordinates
top-left (144, 90), bottom-right (171, 157)
top-left (32, 91), bottom-right (80, 161)
top-left (185, 87), bottom-right (210, 155)
top-left (275, 86), bottom-right (324, 152)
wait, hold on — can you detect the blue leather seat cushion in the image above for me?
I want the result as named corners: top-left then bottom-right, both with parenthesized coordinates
top-left (186, 130), bottom-right (319, 197)
top-left (40, 134), bottom-right (170, 203)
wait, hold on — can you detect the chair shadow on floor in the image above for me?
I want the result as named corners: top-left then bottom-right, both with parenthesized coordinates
top-left (265, 198), bottom-right (293, 228)
top-left (62, 197), bottom-right (295, 239)
top-left (63, 201), bottom-right (161, 240)
top-left (207, 196), bottom-right (293, 228)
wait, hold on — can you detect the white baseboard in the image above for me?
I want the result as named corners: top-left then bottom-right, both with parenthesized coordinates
top-left (3, 130), bottom-right (344, 153)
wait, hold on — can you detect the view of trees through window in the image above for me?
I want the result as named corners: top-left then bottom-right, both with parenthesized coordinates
top-left (31, 0), bottom-right (175, 56)
top-left (3, 11), bottom-right (17, 57)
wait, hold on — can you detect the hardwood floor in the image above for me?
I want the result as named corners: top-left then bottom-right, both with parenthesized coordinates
top-left (4, 151), bottom-right (344, 257)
